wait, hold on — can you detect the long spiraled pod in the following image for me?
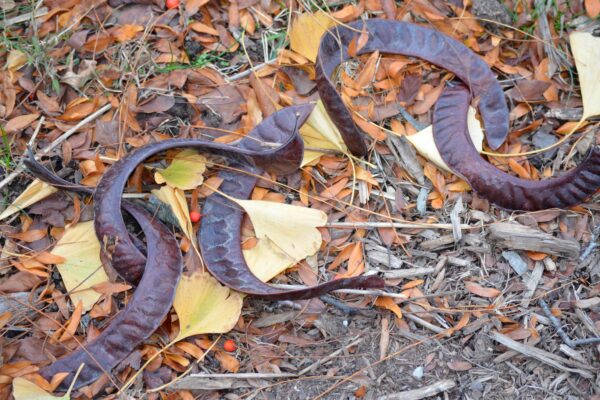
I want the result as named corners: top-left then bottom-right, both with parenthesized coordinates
top-left (315, 19), bottom-right (510, 154)
top-left (92, 105), bottom-right (309, 284)
top-left (433, 84), bottom-right (600, 210)
top-left (39, 203), bottom-right (182, 390)
top-left (92, 104), bottom-right (384, 297)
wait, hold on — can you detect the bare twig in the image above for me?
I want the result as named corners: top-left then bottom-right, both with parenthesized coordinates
top-left (326, 221), bottom-right (471, 230)
top-left (539, 299), bottom-right (600, 348)
top-left (269, 284), bottom-right (407, 299)
top-left (319, 295), bottom-right (361, 315)
top-left (490, 331), bottom-right (594, 378)
top-left (0, 6), bottom-right (48, 28)
top-left (380, 379), bottom-right (456, 400)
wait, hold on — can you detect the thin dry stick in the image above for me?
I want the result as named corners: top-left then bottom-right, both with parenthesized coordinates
top-left (379, 379), bottom-right (456, 400)
top-left (0, 6), bottom-right (48, 27)
top-left (0, 104), bottom-right (111, 190)
top-left (269, 284), bottom-right (407, 299)
top-left (539, 299), bottom-right (600, 348)
top-left (327, 221), bottom-right (470, 230)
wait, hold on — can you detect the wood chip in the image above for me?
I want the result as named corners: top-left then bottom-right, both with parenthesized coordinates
top-left (380, 379), bottom-right (457, 400)
top-left (488, 222), bottom-right (580, 258)
top-left (490, 331), bottom-right (594, 378)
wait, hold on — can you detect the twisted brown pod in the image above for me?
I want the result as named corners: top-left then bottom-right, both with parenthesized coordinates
top-left (92, 104), bottom-right (383, 297)
top-left (39, 202), bottom-right (182, 390)
top-left (433, 84), bottom-right (600, 211)
top-left (316, 19), bottom-right (510, 153)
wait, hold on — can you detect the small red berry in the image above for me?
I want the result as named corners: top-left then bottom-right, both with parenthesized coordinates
top-left (190, 211), bottom-right (202, 223)
top-left (223, 339), bottom-right (237, 352)
top-left (165, 0), bottom-right (179, 9)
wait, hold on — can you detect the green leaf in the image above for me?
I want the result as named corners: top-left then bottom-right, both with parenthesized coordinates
top-left (155, 149), bottom-right (207, 190)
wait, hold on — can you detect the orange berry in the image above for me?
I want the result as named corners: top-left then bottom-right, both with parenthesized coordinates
top-left (190, 211), bottom-right (202, 223)
top-left (223, 339), bottom-right (237, 352)
top-left (165, 0), bottom-right (179, 9)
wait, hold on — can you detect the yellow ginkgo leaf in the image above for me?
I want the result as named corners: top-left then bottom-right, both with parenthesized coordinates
top-left (0, 179), bottom-right (57, 220)
top-left (228, 198), bottom-right (326, 260)
top-left (570, 32), bottom-right (600, 120)
top-left (154, 149), bottom-right (207, 190)
top-left (151, 186), bottom-right (195, 244)
top-left (300, 100), bottom-right (350, 166)
top-left (289, 11), bottom-right (336, 62)
top-left (50, 221), bottom-right (109, 312)
top-left (406, 106), bottom-right (483, 172)
top-left (306, 100), bottom-right (348, 152)
top-left (243, 238), bottom-right (297, 282)
top-left (12, 377), bottom-right (69, 400)
top-left (173, 271), bottom-right (243, 341)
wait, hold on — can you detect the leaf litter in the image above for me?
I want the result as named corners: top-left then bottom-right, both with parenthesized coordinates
top-left (1, 1), bottom-right (600, 399)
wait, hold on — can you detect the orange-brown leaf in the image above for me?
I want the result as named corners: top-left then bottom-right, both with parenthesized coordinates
top-left (354, 51), bottom-right (379, 89)
top-left (59, 301), bottom-right (83, 342)
top-left (111, 24), bottom-right (144, 42)
top-left (464, 282), bottom-right (501, 298)
top-left (215, 350), bottom-right (240, 372)
top-left (60, 101), bottom-right (95, 121)
top-left (10, 229), bottom-right (47, 243)
top-left (4, 113), bottom-right (39, 133)
top-left (585, 0), bottom-right (600, 18)
top-left (375, 297), bottom-right (403, 320)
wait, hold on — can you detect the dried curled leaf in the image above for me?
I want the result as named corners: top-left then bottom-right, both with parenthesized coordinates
top-left (5, 49), bottom-right (28, 71)
top-left (154, 149), bottom-right (207, 190)
top-left (301, 100), bottom-right (350, 166)
top-left (0, 179), bottom-right (57, 220)
top-left (173, 272), bottom-right (243, 341)
top-left (152, 186), bottom-right (195, 243)
top-left (464, 281), bottom-right (501, 298)
top-left (375, 297), bottom-right (403, 320)
top-left (50, 221), bottom-right (109, 312)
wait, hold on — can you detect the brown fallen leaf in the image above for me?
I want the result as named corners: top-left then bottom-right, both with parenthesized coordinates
top-left (375, 296), bottom-right (403, 320)
top-left (215, 350), bottom-right (240, 373)
top-left (136, 95), bottom-right (175, 113)
top-left (464, 281), bottom-right (501, 298)
top-left (4, 113), bottom-right (39, 133)
top-left (447, 360), bottom-right (473, 371)
top-left (575, 297), bottom-right (600, 309)
top-left (36, 91), bottom-right (61, 114)
top-left (507, 80), bottom-right (551, 102)
top-left (111, 24), bottom-right (144, 42)
top-left (585, 0), bottom-right (600, 18)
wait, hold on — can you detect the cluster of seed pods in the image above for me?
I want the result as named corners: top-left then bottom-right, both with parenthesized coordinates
top-left (26, 18), bottom-right (598, 391)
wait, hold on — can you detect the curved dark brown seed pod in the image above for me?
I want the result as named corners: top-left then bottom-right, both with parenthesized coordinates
top-left (39, 202), bottom-right (182, 390)
top-left (92, 104), bottom-right (384, 297)
top-left (200, 165), bottom-right (384, 299)
top-left (315, 19), bottom-right (510, 153)
top-left (433, 84), bottom-right (600, 211)
top-left (93, 105), bottom-right (310, 284)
